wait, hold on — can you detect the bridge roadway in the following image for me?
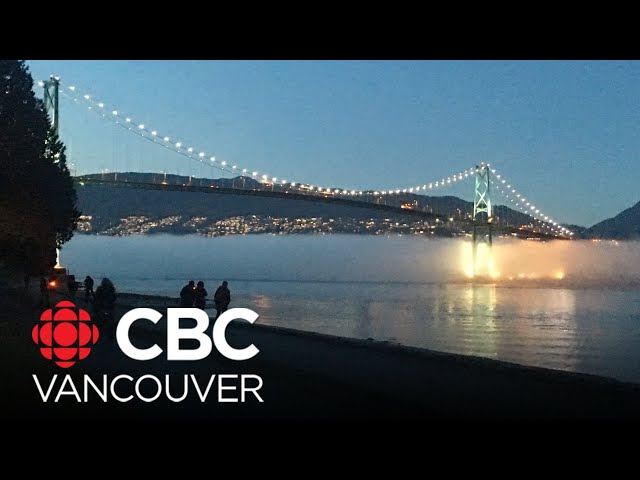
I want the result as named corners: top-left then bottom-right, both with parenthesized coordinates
top-left (75, 177), bottom-right (565, 241)
top-left (76, 177), bottom-right (444, 221)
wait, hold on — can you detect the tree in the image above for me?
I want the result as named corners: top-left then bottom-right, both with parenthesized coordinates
top-left (0, 60), bottom-right (80, 276)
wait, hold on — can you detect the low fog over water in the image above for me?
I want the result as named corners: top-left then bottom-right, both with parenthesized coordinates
top-left (62, 234), bottom-right (640, 287)
top-left (60, 234), bottom-right (640, 383)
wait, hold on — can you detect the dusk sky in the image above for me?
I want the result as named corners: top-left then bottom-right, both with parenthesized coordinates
top-left (27, 60), bottom-right (640, 227)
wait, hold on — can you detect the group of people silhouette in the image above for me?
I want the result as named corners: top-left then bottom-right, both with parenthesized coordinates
top-left (180, 280), bottom-right (231, 319)
top-left (37, 271), bottom-right (230, 326)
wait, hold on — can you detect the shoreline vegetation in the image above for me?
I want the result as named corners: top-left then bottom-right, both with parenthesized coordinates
top-left (2, 286), bottom-right (640, 420)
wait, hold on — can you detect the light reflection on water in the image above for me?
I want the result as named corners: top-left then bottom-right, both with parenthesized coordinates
top-left (61, 234), bottom-right (640, 384)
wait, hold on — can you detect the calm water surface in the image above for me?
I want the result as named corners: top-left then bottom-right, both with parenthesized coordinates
top-left (61, 234), bottom-right (640, 384)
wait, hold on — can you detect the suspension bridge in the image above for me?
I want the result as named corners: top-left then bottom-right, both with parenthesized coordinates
top-left (40, 76), bottom-right (574, 276)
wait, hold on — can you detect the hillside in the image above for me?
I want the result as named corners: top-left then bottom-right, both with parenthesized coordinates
top-left (586, 201), bottom-right (640, 239)
top-left (74, 172), bottom-right (548, 235)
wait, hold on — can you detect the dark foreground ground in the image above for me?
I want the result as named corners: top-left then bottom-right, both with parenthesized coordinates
top-left (2, 287), bottom-right (640, 421)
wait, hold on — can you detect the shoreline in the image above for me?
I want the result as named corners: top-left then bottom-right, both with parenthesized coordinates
top-left (3, 287), bottom-right (640, 420)
top-left (115, 291), bottom-right (640, 392)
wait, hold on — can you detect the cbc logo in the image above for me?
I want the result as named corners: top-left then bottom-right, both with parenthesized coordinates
top-left (32, 300), bottom-right (100, 368)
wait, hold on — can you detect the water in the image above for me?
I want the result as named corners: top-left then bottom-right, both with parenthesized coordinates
top-left (61, 234), bottom-right (640, 384)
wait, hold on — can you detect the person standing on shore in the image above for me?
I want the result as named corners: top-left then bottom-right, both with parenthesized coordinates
top-left (94, 278), bottom-right (117, 337)
top-left (213, 281), bottom-right (231, 319)
top-left (194, 281), bottom-right (208, 310)
top-left (39, 277), bottom-right (49, 308)
top-left (84, 275), bottom-right (94, 302)
top-left (180, 280), bottom-right (196, 307)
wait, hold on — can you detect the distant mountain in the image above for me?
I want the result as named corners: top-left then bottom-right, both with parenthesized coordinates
top-left (586, 201), bottom-right (640, 239)
top-left (74, 172), bottom-right (550, 234)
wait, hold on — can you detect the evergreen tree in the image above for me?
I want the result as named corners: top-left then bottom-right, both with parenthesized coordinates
top-left (0, 60), bottom-right (80, 276)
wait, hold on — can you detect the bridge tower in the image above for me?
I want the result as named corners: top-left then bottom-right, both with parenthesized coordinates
top-left (42, 76), bottom-right (62, 267)
top-left (43, 76), bottom-right (60, 134)
top-left (472, 163), bottom-right (493, 276)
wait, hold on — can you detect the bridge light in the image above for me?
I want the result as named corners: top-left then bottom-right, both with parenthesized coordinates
top-left (112, 110), bottom-right (118, 115)
top-left (84, 94), bottom-right (90, 99)
top-left (152, 131), bottom-right (157, 136)
top-left (210, 156), bottom-right (215, 162)
top-left (98, 102), bottom-right (104, 108)
top-left (176, 142), bottom-right (181, 147)
top-left (262, 175), bottom-right (267, 180)
top-left (187, 147), bottom-right (193, 152)
top-left (138, 124), bottom-right (145, 129)
top-left (164, 137), bottom-right (170, 142)
top-left (199, 152), bottom-right (205, 157)
top-left (232, 165), bottom-right (237, 170)
top-left (252, 172), bottom-right (258, 177)
top-left (290, 183), bottom-right (296, 187)
top-left (221, 161), bottom-right (227, 166)
top-left (429, 184), bottom-right (432, 188)
top-left (283, 180), bottom-right (288, 185)
top-left (126, 118), bottom-right (132, 123)
top-left (242, 168), bottom-right (247, 173)
top-left (68, 85), bottom-right (75, 91)
top-left (395, 190), bottom-right (400, 194)
top-left (409, 188), bottom-right (414, 192)
top-left (351, 190), bottom-right (356, 195)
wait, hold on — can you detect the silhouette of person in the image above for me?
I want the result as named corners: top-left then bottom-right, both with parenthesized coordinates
top-left (180, 280), bottom-right (196, 307)
top-left (84, 275), bottom-right (94, 302)
top-left (214, 281), bottom-right (231, 319)
top-left (40, 277), bottom-right (49, 308)
top-left (93, 278), bottom-right (117, 335)
top-left (67, 275), bottom-right (78, 300)
top-left (194, 281), bottom-right (208, 310)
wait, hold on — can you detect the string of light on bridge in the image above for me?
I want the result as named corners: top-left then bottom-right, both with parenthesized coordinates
top-left (55, 79), bottom-right (477, 198)
top-left (488, 167), bottom-right (573, 238)
top-left (44, 77), bottom-right (576, 241)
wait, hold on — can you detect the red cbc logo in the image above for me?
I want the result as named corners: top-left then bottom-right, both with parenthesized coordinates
top-left (32, 300), bottom-right (99, 368)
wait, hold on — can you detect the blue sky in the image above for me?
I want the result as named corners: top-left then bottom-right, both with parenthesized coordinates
top-left (27, 60), bottom-right (640, 227)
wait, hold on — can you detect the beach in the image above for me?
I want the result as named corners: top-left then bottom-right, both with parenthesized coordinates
top-left (2, 287), bottom-right (640, 421)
